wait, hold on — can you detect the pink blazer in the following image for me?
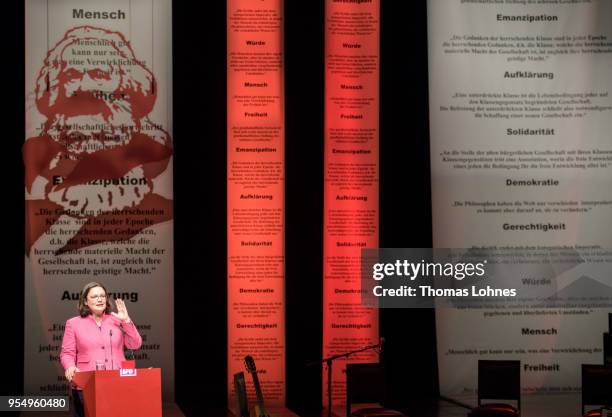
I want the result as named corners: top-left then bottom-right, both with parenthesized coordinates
top-left (60, 314), bottom-right (142, 372)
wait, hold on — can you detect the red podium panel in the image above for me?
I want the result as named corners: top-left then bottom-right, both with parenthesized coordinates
top-left (73, 368), bottom-right (162, 417)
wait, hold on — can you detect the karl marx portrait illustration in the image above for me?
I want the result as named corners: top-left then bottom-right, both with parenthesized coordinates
top-left (24, 26), bottom-right (173, 255)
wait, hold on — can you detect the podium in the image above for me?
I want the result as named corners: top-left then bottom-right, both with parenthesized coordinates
top-left (72, 368), bottom-right (162, 417)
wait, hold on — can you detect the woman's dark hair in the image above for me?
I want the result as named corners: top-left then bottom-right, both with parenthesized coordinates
top-left (78, 282), bottom-right (112, 317)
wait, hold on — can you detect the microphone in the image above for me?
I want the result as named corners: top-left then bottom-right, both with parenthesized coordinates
top-left (109, 329), bottom-right (114, 370)
top-left (365, 337), bottom-right (385, 352)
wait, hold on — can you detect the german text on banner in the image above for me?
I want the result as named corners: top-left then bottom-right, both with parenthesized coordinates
top-left (428, 0), bottom-right (612, 401)
top-left (227, 0), bottom-right (286, 408)
top-left (323, 0), bottom-right (380, 407)
top-left (25, 0), bottom-right (174, 399)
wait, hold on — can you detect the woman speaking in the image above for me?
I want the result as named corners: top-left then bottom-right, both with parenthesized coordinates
top-left (60, 282), bottom-right (142, 417)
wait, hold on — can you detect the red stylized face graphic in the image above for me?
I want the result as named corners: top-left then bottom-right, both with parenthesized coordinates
top-left (24, 26), bottom-right (172, 255)
top-left (58, 43), bottom-right (122, 111)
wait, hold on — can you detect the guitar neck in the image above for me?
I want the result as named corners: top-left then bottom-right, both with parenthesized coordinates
top-left (251, 372), bottom-right (266, 407)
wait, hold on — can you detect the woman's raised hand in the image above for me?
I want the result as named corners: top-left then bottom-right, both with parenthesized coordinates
top-left (111, 298), bottom-right (131, 323)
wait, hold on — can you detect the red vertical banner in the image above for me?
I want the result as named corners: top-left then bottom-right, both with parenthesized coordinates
top-left (227, 0), bottom-right (285, 409)
top-left (323, 0), bottom-right (380, 409)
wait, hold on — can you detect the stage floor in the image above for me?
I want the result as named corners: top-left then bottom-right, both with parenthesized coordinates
top-left (317, 393), bottom-right (586, 417)
top-left (18, 394), bottom-right (592, 417)
top-left (434, 392), bottom-right (586, 417)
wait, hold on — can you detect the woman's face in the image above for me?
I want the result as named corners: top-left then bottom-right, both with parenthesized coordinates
top-left (85, 286), bottom-right (107, 316)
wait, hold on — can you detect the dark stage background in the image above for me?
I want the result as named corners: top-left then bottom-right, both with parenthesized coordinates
top-left (3, 1), bottom-right (435, 416)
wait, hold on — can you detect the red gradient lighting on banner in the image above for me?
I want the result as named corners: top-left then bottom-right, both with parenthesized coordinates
top-left (227, 0), bottom-right (286, 408)
top-left (323, 0), bottom-right (380, 408)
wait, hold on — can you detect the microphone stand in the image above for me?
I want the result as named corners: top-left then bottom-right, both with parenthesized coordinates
top-left (109, 330), bottom-right (114, 370)
top-left (307, 341), bottom-right (382, 417)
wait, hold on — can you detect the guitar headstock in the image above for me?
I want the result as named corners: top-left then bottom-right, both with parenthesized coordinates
top-left (244, 355), bottom-right (257, 374)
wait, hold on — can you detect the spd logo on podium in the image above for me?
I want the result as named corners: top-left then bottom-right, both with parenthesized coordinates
top-left (120, 368), bottom-right (138, 377)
